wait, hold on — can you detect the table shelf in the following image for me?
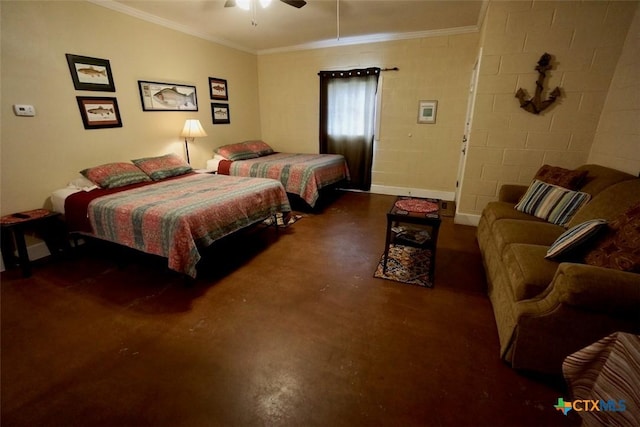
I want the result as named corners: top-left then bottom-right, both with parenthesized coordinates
top-left (383, 196), bottom-right (442, 285)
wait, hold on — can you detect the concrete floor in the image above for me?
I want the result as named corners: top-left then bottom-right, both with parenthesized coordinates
top-left (1, 192), bottom-right (581, 426)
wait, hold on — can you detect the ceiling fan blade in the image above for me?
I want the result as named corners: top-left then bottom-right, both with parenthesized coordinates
top-left (224, 0), bottom-right (236, 7)
top-left (280, 0), bottom-right (306, 8)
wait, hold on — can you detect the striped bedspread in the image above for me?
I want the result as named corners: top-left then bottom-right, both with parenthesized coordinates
top-left (227, 153), bottom-right (349, 207)
top-left (88, 173), bottom-right (290, 277)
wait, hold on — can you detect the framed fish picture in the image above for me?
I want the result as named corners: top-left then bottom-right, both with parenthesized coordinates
top-left (138, 80), bottom-right (198, 111)
top-left (76, 96), bottom-right (122, 129)
top-left (209, 77), bottom-right (228, 101)
top-left (66, 54), bottom-right (116, 92)
top-left (211, 103), bottom-right (230, 125)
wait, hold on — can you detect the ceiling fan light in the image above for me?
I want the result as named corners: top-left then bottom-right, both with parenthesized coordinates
top-left (259, 0), bottom-right (272, 7)
top-left (236, 0), bottom-right (250, 10)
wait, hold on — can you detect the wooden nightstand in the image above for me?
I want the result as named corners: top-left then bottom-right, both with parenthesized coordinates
top-left (1, 209), bottom-right (64, 277)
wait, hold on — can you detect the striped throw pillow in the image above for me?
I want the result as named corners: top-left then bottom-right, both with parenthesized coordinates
top-left (132, 153), bottom-right (192, 181)
top-left (80, 162), bottom-right (151, 189)
top-left (545, 219), bottom-right (608, 259)
top-left (515, 180), bottom-right (591, 226)
top-left (216, 142), bottom-right (260, 161)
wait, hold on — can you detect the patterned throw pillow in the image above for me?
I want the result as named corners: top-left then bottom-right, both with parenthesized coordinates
top-left (132, 154), bottom-right (193, 181)
top-left (81, 162), bottom-right (151, 189)
top-left (583, 202), bottom-right (640, 272)
top-left (515, 180), bottom-right (591, 226)
top-left (216, 142), bottom-right (260, 161)
top-left (534, 164), bottom-right (588, 190)
top-left (545, 219), bottom-right (608, 259)
top-left (242, 140), bottom-right (274, 157)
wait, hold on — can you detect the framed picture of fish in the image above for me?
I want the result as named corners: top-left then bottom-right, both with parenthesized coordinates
top-left (211, 103), bottom-right (230, 124)
top-left (138, 80), bottom-right (198, 111)
top-left (209, 77), bottom-right (228, 101)
top-left (76, 96), bottom-right (122, 129)
top-left (66, 54), bottom-right (116, 92)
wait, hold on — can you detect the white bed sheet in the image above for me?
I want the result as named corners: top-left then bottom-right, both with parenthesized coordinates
top-left (51, 177), bottom-right (99, 214)
top-left (51, 188), bottom-right (81, 214)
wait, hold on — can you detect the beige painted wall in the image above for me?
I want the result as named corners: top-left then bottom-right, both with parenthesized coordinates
top-left (460, 0), bottom-right (639, 218)
top-left (588, 4), bottom-right (640, 174)
top-left (257, 33), bottom-right (480, 196)
top-left (1, 1), bottom-right (261, 215)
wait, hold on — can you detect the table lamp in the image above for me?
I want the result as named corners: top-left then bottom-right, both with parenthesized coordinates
top-left (180, 119), bottom-right (207, 164)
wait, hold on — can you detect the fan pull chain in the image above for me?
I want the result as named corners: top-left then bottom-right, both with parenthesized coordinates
top-left (336, 0), bottom-right (340, 40)
top-left (252, 0), bottom-right (258, 26)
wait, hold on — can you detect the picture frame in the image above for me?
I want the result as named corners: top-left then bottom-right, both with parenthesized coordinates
top-left (209, 77), bottom-right (228, 101)
top-left (138, 80), bottom-right (198, 111)
top-left (66, 54), bottom-right (116, 92)
top-left (211, 103), bottom-right (230, 124)
top-left (417, 100), bottom-right (438, 124)
top-left (76, 96), bottom-right (122, 129)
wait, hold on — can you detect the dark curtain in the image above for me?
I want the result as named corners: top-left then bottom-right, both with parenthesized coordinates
top-left (319, 67), bottom-right (380, 191)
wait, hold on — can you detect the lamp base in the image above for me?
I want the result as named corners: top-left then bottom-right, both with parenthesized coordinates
top-left (184, 139), bottom-right (190, 164)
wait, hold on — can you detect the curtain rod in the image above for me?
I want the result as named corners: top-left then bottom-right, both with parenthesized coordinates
top-left (381, 67), bottom-right (399, 72)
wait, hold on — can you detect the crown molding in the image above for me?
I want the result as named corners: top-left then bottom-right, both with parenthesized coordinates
top-left (257, 26), bottom-right (479, 55)
top-left (88, 0), bottom-right (257, 54)
top-left (89, 0), bottom-right (482, 56)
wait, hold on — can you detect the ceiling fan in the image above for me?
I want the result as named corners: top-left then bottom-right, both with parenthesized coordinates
top-left (224, 0), bottom-right (307, 9)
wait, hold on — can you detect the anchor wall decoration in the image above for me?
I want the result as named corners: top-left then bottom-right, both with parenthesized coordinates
top-left (515, 53), bottom-right (561, 115)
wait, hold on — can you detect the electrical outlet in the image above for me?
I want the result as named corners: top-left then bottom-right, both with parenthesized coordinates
top-left (13, 104), bottom-right (36, 117)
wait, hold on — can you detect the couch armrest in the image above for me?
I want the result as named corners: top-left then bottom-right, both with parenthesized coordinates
top-left (547, 263), bottom-right (640, 318)
top-left (498, 184), bottom-right (528, 203)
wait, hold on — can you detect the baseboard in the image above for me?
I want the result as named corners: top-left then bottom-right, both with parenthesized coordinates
top-left (0, 241), bottom-right (51, 273)
top-left (453, 212), bottom-right (481, 227)
top-left (369, 184), bottom-right (455, 202)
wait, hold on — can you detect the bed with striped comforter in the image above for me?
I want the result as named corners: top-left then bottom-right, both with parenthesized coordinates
top-left (220, 153), bottom-right (349, 207)
top-left (72, 173), bottom-right (290, 277)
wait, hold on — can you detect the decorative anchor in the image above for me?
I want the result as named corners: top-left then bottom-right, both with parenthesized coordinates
top-left (515, 53), bottom-right (561, 115)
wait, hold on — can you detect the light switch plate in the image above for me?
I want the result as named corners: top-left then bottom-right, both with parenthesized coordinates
top-left (13, 104), bottom-right (36, 117)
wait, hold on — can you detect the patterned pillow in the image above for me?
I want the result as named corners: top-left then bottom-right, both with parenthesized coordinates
top-left (132, 154), bottom-right (193, 181)
top-left (216, 143), bottom-right (260, 161)
top-left (80, 162), bottom-right (151, 189)
top-left (242, 140), bottom-right (274, 157)
top-left (545, 219), bottom-right (608, 259)
top-left (515, 180), bottom-right (591, 226)
top-left (583, 202), bottom-right (640, 272)
top-left (534, 164), bottom-right (588, 190)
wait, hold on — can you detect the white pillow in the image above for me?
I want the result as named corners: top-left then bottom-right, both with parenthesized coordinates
top-left (68, 176), bottom-right (98, 190)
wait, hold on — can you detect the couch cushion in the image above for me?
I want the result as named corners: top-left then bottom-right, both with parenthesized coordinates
top-left (576, 164), bottom-right (636, 197)
top-left (566, 179), bottom-right (640, 228)
top-left (583, 201), bottom-right (640, 273)
top-left (534, 164), bottom-right (588, 190)
top-left (503, 244), bottom-right (557, 300)
top-left (492, 219), bottom-right (565, 254)
top-left (482, 201), bottom-right (546, 230)
top-left (515, 180), bottom-right (590, 226)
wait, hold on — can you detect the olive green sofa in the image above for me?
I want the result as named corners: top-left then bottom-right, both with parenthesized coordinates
top-left (477, 164), bottom-right (640, 374)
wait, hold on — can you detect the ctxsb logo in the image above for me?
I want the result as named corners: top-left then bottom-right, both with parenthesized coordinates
top-left (555, 398), bottom-right (626, 415)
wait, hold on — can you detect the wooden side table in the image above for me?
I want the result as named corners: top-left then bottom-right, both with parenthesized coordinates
top-left (383, 196), bottom-right (441, 285)
top-left (1, 209), bottom-right (63, 277)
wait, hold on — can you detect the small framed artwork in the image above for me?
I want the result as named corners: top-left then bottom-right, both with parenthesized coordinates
top-left (211, 103), bottom-right (230, 124)
top-left (76, 96), bottom-right (122, 129)
top-left (138, 80), bottom-right (198, 111)
top-left (417, 100), bottom-right (438, 124)
top-left (66, 54), bottom-right (116, 92)
top-left (209, 77), bottom-right (228, 101)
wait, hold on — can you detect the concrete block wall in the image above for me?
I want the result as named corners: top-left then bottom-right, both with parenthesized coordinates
top-left (459, 0), bottom-right (639, 218)
top-left (588, 4), bottom-right (640, 174)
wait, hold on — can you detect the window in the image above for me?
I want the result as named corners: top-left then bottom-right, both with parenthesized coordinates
top-left (319, 68), bottom-right (380, 191)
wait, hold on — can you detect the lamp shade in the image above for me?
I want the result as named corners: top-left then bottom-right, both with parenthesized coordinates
top-left (180, 119), bottom-right (207, 139)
